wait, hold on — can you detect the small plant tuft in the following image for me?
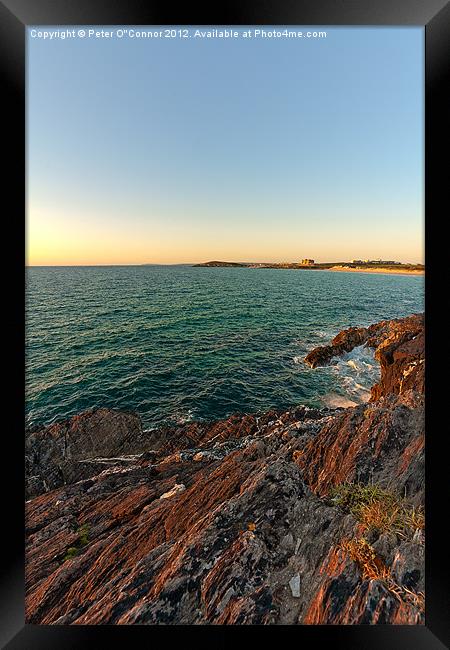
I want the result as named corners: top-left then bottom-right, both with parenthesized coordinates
top-left (329, 482), bottom-right (396, 513)
top-left (340, 537), bottom-right (424, 611)
top-left (63, 523), bottom-right (91, 562)
top-left (77, 524), bottom-right (90, 547)
top-left (329, 482), bottom-right (424, 539)
top-left (341, 538), bottom-right (390, 582)
top-left (63, 547), bottom-right (79, 561)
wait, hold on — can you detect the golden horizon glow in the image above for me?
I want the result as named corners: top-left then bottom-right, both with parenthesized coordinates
top-left (27, 208), bottom-right (424, 267)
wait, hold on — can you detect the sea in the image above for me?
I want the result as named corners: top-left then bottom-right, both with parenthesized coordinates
top-left (26, 265), bottom-right (424, 430)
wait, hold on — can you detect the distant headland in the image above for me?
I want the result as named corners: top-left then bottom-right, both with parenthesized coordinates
top-left (193, 260), bottom-right (425, 275)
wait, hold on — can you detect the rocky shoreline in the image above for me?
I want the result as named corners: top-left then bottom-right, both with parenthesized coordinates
top-left (25, 313), bottom-right (424, 625)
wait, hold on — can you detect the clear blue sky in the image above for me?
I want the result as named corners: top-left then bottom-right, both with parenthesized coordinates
top-left (27, 27), bottom-right (424, 265)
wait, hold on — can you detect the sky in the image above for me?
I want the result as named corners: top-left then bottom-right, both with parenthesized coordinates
top-left (27, 27), bottom-right (424, 265)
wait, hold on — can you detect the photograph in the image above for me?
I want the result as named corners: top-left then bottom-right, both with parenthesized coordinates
top-left (23, 23), bottom-right (429, 626)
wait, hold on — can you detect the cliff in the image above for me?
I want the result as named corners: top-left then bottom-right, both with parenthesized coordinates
top-left (25, 313), bottom-right (425, 625)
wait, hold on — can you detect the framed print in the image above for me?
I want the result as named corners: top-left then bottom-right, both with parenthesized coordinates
top-left (1, 0), bottom-right (449, 647)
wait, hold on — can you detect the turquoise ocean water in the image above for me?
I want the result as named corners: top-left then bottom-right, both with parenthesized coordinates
top-left (26, 266), bottom-right (424, 430)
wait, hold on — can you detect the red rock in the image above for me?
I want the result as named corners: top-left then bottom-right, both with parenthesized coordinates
top-left (25, 314), bottom-right (425, 625)
top-left (304, 313), bottom-right (424, 402)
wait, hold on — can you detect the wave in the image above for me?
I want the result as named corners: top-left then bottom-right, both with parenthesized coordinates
top-left (328, 344), bottom-right (380, 405)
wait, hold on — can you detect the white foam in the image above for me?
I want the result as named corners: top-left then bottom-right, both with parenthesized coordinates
top-left (323, 394), bottom-right (358, 409)
top-left (174, 409), bottom-right (195, 424)
top-left (327, 344), bottom-right (380, 406)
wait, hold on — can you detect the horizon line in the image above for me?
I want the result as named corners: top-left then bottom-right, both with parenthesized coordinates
top-left (26, 260), bottom-right (425, 268)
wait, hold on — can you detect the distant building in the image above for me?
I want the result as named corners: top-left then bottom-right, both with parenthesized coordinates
top-left (301, 259), bottom-right (315, 265)
top-left (366, 259), bottom-right (399, 265)
top-left (351, 259), bottom-right (401, 265)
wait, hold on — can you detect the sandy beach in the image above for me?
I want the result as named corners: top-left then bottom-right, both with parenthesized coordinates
top-left (328, 266), bottom-right (424, 276)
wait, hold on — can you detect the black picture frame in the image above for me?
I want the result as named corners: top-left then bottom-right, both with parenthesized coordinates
top-left (1, 0), bottom-right (449, 647)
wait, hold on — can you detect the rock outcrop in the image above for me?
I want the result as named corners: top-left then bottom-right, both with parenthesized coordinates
top-left (25, 408), bottom-right (152, 498)
top-left (304, 313), bottom-right (424, 401)
top-left (25, 313), bottom-right (425, 625)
